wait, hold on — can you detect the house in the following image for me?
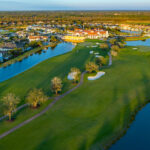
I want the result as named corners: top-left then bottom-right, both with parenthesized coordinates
top-left (143, 33), bottom-right (150, 37)
top-left (104, 24), bottom-right (119, 29)
top-left (45, 28), bottom-right (56, 34)
top-left (0, 42), bottom-right (17, 51)
top-left (16, 31), bottom-right (27, 38)
top-left (28, 36), bottom-right (48, 42)
top-left (37, 21), bottom-right (44, 25)
top-left (120, 24), bottom-right (131, 30)
top-left (26, 25), bottom-right (42, 31)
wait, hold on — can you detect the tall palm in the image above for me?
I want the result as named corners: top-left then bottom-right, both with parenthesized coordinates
top-left (2, 93), bottom-right (20, 121)
top-left (70, 67), bottom-right (81, 83)
top-left (27, 89), bottom-right (48, 108)
top-left (51, 77), bottom-right (63, 95)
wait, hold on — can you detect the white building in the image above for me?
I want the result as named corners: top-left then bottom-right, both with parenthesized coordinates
top-left (28, 36), bottom-right (48, 42)
top-left (71, 29), bottom-right (109, 39)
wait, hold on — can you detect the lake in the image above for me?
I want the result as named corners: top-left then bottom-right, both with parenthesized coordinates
top-left (126, 38), bottom-right (150, 46)
top-left (0, 42), bottom-right (75, 82)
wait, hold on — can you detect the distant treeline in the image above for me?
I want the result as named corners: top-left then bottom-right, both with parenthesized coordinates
top-left (0, 11), bottom-right (150, 25)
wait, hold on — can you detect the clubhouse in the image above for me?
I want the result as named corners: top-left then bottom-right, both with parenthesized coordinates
top-left (63, 29), bottom-right (109, 42)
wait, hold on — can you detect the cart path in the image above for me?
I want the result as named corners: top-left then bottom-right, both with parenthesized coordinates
top-left (0, 52), bottom-right (112, 140)
top-left (0, 71), bottom-right (86, 139)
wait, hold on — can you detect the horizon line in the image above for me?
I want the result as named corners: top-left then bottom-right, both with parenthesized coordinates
top-left (1, 10), bottom-right (150, 12)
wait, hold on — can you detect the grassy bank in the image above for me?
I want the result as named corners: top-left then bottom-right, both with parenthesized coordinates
top-left (125, 36), bottom-right (150, 41)
top-left (0, 45), bottom-right (150, 150)
top-left (85, 39), bottom-right (105, 43)
top-left (0, 47), bottom-right (42, 68)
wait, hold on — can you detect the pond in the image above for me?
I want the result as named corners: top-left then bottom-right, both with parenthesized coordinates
top-left (126, 38), bottom-right (150, 46)
top-left (0, 42), bottom-right (75, 82)
top-left (110, 103), bottom-right (150, 150)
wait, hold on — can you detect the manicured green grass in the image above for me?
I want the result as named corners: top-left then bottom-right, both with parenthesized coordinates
top-left (0, 100), bottom-right (53, 135)
top-left (133, 46), bottom-right (150, 52)
top-left (0, 46), bottom-right (150, 150)
top-left (85, 39), bottom-right (105, 43)
top-left (0, 42), bottom-right (107, 116)
top-left (126, 36), bottom-right (149, 41)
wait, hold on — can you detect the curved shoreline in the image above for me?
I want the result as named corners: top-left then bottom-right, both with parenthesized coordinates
top-left (0, 42), bottom-right (61, 68)
top-left (105, 100), bottom-right (150, 150)
top-left (0, 47), bottom-right (42, 68)
top-left (0, 43), bottom-right (74, 83)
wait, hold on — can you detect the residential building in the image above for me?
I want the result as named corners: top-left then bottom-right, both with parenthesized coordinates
top-left (66, 29), bottom-right (109, 39)
top-left (16, 31), bottom-right (27, 38)
top-left (28, 36), bottom-right (48, 42)
top-left (0, 42), bottom-right (17, 51)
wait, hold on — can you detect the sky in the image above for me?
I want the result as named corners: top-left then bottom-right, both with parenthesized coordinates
top-left (0, 0), bottom-right (150, 11)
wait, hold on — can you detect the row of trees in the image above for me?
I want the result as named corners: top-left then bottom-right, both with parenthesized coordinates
top-left (109, 36), bottom-right (126, 56)
top-left (85, 56), bottom-right (107, 73)
top-left (1, 67), bottom-right (81, 121)
top-left (1, 89), bottom-right (48, 121)
top-left (1, 11), bottom-right (150, 26)
top-left (100, 43), bottom-right (109, 50)
top-left (27, 41), bottom-right (43, 48)
top-left (1, 55), bottom-right (107, 121)
top-left (51, 67), bottom-right (81, 94)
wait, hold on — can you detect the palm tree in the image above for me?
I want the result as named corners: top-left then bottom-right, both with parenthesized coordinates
top-left (51, 77), bottom-right (63, 95)
top-left (85, 62), bottom-right (99, 73)
top-left (100, 43), bottom-right (109, 50)
top-left (27, 89), bottom-right (48, 108)
top-left (2, 93), bottom-right (20, 121)
top-left (111, 45), bottom-right (120, 52)
top-left (70, 67), bottom-right (81, 83)
top-left (109, 39), bottom-right (117, 45)
top-left (96, 56), bottom-right (107, 67)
